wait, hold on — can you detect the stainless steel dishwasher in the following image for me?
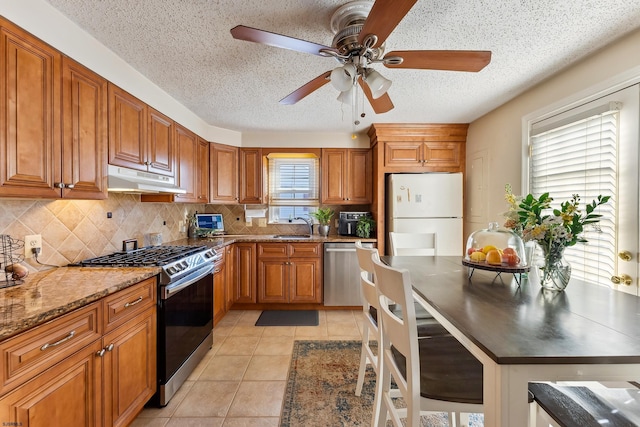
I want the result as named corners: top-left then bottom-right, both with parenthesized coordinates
top-left (323, 242), bottom-right (374, 306)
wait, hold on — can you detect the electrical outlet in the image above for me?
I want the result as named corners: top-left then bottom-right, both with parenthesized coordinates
top-left (24, 234), bottom-right (42, 258)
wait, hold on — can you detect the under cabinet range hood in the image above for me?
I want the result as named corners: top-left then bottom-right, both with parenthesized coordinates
top-left (107, 164), bottom-right (186, 194)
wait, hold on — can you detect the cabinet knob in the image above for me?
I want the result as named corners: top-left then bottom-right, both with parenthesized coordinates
top-left (55, 182), bottom-right (65, 189)
top-left (106, 343), bottom-right (114, 352)
top-left (96, 349), bottom-right (106, 357)
top-left (66, 183), bottom-right (75, 189)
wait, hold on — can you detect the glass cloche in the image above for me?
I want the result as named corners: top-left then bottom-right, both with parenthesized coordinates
top-left (464, 222), bottom-right (527, 268)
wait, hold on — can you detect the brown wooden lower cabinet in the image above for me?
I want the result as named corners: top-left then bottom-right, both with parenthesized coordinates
top-left (0, 277), bottom-right (157, 427)
top-left (257, 242), bottom-right (322, 304)
top-left (102, 306), bottom-right (156, 427)
top-left (213, 250), bottom-right (226, 326)
top-left (234, 243), bottom-right (257, 303)
top-left (0, 339), bottom-right (104, 427)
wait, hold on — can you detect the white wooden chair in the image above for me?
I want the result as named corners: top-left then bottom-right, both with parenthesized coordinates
top-left (371, 255), bottom-right (484, 427)
top-left (389, 232), bottom-right (437, 256)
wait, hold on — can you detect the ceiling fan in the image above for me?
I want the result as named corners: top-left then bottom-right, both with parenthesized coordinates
top-left (230, 0), bottom-right (491, 114)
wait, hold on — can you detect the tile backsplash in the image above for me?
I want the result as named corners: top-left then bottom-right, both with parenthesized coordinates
top-left (0, 194), bottom-right (368, 271)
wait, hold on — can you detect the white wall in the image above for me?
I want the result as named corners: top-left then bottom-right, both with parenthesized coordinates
top-left (464, 28), bottom-right (640, 238)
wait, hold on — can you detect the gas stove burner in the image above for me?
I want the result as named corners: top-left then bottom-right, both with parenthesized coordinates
top-left (75, 245), bottom-right (211, 267)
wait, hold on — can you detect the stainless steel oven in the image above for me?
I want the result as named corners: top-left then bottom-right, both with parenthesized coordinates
top-left (72, 243), bottom-right (220, 407)
top-left (155, 260), bottom-right (214, 406)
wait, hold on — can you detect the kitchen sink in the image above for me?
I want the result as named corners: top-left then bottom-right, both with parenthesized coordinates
top-left (272, 234), bottom-right (312, 239)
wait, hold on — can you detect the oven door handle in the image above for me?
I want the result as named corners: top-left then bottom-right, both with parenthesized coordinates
top-left (162, 264), bottom-right (214, 299)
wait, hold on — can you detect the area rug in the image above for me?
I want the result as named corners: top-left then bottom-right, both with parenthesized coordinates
top-left (280, 340), bottom-right (484, 426)
top-left (255, 310), bottom-right (319, 326)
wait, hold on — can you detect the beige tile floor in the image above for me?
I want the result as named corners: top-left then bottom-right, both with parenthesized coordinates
top-left (131, 309), bottom-right (364, 427)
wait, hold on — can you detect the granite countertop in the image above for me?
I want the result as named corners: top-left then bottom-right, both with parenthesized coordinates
top-left (0, 266), bottom-right (160, 341)
top-left (0, 235), bottom-right (375, 342)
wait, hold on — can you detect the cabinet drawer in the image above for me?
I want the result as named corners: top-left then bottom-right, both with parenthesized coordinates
top-left (289, 243), bottom-right (321, 257)
top-left (257, 243), bottom-right (289, 258)
top-left (103, 277), bottom-right (157, 333)
top-left (0, 301), bottom-right (102, 395)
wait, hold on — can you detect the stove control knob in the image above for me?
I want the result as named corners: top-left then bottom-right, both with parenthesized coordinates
top-left (166, 267), bottom-right (176, 275)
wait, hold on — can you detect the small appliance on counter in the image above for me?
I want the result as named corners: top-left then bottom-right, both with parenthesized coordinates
top-left (194, 213), bottom-right (225, 236)
top-left (338, 212), bottom-right (371, 236)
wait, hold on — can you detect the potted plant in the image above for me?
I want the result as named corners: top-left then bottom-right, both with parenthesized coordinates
top-left (311, 207), bottom-right (334, 236)
top-left (356, 216), bottom-right (375, 238)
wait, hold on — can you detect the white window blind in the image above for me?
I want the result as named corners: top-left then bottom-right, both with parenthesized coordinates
top-left (529, 103), bottom-right (619, 286)
top-left (267, 156), bottom-right (319, 207)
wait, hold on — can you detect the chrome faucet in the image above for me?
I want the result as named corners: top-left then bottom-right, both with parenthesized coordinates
top-left (295, 216), bottom-right (314, 235)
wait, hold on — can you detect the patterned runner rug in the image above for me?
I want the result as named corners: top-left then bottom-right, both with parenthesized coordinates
top-left (280, 340), bottom-right (484, 426)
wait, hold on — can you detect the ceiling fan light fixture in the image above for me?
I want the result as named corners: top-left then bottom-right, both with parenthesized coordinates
top-left (337, 86), bottom-right (354, 105)
top-left (364, 68), bottom-right (392, 99)
top-left (330, 64), bottom-right (357, 92)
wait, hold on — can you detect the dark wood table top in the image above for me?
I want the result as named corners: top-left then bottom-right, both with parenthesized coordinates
top-left (381, 256), bottom-right (640, 365)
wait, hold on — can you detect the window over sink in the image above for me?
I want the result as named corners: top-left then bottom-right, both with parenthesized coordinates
top-left (266, 153), bottom-right (319, 224)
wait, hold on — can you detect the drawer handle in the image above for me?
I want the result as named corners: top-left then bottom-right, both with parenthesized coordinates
top-left (41, 330), bottom-right (76, 351)
top-left (124, 296), bottom-right (143, 308)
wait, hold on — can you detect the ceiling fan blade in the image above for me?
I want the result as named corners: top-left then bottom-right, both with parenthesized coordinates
top-left (358, 0), bottom-right (417, 48)
top-left (231, 25), bottom-right (337, 57)
top-left (358, 77), bottom-right (394, 113)
top-left (385, 50), bottom-right (492, 72)
top-left (279, 71), bottom-right (331, 105)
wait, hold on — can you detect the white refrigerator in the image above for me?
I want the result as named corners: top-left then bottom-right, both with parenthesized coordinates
top-left (387, 173), bottom-right (463, 256)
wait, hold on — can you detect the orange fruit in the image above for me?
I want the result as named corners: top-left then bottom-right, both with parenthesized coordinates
top-left (482, 245), bottom-right (498, 254)
top-left (486, 249), bottom-right (502, 265)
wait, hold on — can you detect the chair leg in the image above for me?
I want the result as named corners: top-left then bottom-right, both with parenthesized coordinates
top-left (355, 320), bottom-right (369, 396)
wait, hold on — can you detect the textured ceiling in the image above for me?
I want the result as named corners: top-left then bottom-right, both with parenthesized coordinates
top-left (44, 0), bottom-right (640, 134)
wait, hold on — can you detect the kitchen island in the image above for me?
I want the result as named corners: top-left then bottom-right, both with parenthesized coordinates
top-left (382, 255), bottom-right (640, 427)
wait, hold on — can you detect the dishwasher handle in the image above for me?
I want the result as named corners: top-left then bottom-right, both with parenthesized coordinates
top-left (325, 247), bottom-right (356, 253)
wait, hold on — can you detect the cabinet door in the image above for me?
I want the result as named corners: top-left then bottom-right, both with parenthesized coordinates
top-left (239, 148), bottom-right (263, 204)
top-left (346, 148), bottom-right (372, 204)
top-left (210, 143), bottom-right (239, 203)
top-left (289, 257), bottom-right (322, 303)
top-left (225, 245), bottom-right (236, 311)
top-left (257, 259), bottom-right (289, 303)
top-left (61, 57), bottom-right (108, 199)
top-left (213, 255), bottom-right (226, 326)
top-left (0, 19), bottom-right (61, 198)
top-left (197, 138), bottom-right (209, 203)
top-left (422, 141), bottom-right (464, 170)
top-left (108, 84), bottom-right (147, 171)
top-left (383, 141), bottom-right (423, 168)
top-left (0, 339), bottom-right (103, 427)
top-left (234, 243), bottom-right (257, 303)
top-left (147, 107), bottom-right (174, 176)
top-left (321, 148), bottom-right (347, 204)
top-left (102, 306), bottom-right (156, 427)
top-left (174, 124), bottom-right (198, 202)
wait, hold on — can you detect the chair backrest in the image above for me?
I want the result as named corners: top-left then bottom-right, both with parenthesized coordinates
top-left (355, 241), bottom-right (379, 311)
top-left (371, 255), bottom-right (420, 405)
top-left (389, 232), bottom-right (437, 256)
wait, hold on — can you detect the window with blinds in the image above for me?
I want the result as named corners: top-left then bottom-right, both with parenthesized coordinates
top-left (529, 103), bottom-right (619, 286)
top-left (267, 155), bottom-right (319, 222)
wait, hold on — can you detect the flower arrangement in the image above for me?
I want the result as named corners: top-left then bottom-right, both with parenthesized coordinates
top-left (504, 184), bottom-right (610, 290)
top-left (504, 184), bottom-right (610, 249)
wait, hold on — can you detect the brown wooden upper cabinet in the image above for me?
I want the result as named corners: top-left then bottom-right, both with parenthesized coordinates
top-left (239, 148), bottom-right (263, 204)
top-left (321, 148), bottom-right (372, 204)
top-left (210, 143), bottom-right (239, 203)
top-left (108, 84), bottom-right (175, 177)
top-left (384, 141), bottom-right (463, 170)
top-left (0, 19), bottom-right (107, 199)
top-left (174, 125), bottom-right (209, 203)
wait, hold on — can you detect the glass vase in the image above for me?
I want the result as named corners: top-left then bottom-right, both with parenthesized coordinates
top-left (535, 244), bottom-right (571, 291)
